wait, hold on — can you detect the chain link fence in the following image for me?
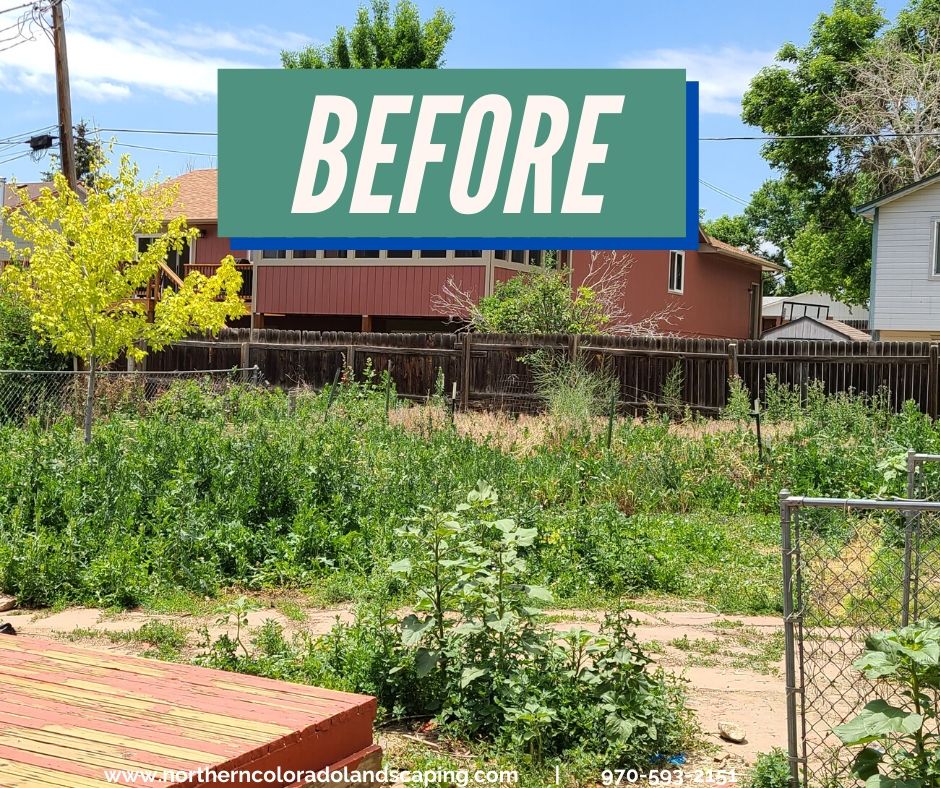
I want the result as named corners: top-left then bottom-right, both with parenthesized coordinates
top-left (0, 367), bottom-right (262, 426)
top-left (782, 491), bottom-right (940, 787)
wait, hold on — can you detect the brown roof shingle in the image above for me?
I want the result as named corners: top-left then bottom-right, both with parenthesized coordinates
top-left (161, 169), bottom-right (218, 223)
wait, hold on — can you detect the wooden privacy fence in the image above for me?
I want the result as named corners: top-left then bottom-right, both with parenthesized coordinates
top-left (146, 329), bottom-right (940, 417)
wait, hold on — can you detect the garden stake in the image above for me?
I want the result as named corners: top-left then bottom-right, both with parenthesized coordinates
top-left (606, 388), bottom-right (617, 450)
top-left (751, 398), bottom-right (763, 463)
top-left (385, 363), bottom-right (393, 422)
top-left (324, 367), bottom-right (342, 421)
top-left (450, 381), bottom-right (457, 426)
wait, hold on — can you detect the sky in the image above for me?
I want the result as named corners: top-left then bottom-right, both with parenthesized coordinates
top-left (0, 0), bottom-right (909, 220)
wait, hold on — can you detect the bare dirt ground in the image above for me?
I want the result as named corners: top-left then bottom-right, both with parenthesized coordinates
top-left (0, 596), bottom-right (786, 780)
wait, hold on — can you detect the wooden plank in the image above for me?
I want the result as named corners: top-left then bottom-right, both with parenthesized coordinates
top-left (0, 637), bottom-right (380, 788)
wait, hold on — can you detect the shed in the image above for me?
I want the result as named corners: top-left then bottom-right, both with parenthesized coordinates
top-left (760, 315), bottom-right (872, 342)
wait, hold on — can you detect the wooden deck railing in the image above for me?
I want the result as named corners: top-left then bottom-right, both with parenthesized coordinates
top-left (185, 262), bottom-right (253, 299)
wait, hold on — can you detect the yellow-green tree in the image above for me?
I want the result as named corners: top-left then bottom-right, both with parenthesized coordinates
top-left (0, 155), bottom-right (245, 442)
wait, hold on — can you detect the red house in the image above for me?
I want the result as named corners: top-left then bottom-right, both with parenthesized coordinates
top-left (569, 233), bottom-right (780, 340)
top-left (156, 169), bottom-right (776, 338)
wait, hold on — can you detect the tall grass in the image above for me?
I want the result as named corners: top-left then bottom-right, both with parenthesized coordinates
top-left (0, 377), bottom-right (934, 613)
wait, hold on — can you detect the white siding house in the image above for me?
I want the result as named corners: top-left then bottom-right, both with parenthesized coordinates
top-left (856, 173), bottom-right (940, 340)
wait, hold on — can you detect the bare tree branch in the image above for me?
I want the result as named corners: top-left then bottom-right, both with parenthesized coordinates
top-left (834, 33), bottom-right (940, 191)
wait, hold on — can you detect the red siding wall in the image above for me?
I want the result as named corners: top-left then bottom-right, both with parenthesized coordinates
top-left (194, 224), bottom-right (246, 263)
top-left (570, 249), bottom-right (760, 340)
top-left (255, 265), bottom-right (485, 317)
top-left (493, 266), bottom-right (519, 284)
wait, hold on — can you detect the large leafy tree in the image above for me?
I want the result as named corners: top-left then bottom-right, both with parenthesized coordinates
top-left (0, 156), bottom-right (245, 442)
top-left (741, 0), bottom-right (887, 306)
top-left (281, 0), bottom-right (454, 69)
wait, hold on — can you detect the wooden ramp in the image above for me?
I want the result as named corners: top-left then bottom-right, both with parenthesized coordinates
top-left (0, 635), bottom-right (381, 787)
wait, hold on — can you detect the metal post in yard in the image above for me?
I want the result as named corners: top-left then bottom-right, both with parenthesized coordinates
top-left (606, 388), bottom-right (617, 451)
top-left (450, 381), bottom-right (457, 427)
top-left (903, 449), bottom-right (918, 625)
top-left (385, 362), bottom-right (393, 422)
top-left (780, 490), bottom-right (802, 788)
top-left (751, 398), bottom-right (764, 463)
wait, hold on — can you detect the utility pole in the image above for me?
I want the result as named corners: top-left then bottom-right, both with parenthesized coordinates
top-left (51, 0), bottom-right (77, 190)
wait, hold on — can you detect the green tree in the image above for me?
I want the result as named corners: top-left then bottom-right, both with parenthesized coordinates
top-left (0, 286), bottom-right (66, 371)
top-left (0, 156), bottom-right (245, 442)
top-left (465, 270), bottom-right (608, 335)
top-left (741, 0), bottom-right (887, 305)
top-left (281, 0), bottom-right (454, 69)
top-left (42, 121), bottom-right (104, 187)
top-left (701, 214), bottom-right (763, 257)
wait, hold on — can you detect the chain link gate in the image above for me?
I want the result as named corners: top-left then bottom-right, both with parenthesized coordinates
top-left (781, 490), bottom-right (940, 787)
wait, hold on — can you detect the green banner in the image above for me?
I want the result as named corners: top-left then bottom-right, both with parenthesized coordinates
top-left (218, 68), bottom-right (694, 248)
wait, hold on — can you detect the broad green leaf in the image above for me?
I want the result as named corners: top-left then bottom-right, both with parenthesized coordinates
top-left (400, 614), bottom-right (433, 646)
top-left (833, 700), bottom-right (923, 746)
top-left (850, 746), bottom-right (883, 780)
top-left (864, 776), bottom-right (926, 788)
top-left (461, 667), bottom-right (487, 688)
top-left (389, 557), bottom-right (412, 575)
top-left (525, 585), bottom-right (554, 602)
top-left (415, 648), bottom-right (441, 678)
top-left (855, 652), bottom-right (900, 680)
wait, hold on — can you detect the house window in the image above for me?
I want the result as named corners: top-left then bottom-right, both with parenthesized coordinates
top-left (136, 235), bottom-right (190, 278)
top-left (355, 250), bottom-right (380, 258)
top-left (261, 249), bottom-right (287, 260)
top-left (420, 250), bottom-right (447, 258)
top-left (933, 221), bottom-right (940, 276)
top-left (386, 250), bottom-right (413, 258)
top-left (454, 250), bottom-right (483, 258)
top-left (511, 250), bottom-right (525, 264)
top-left (527, 250), bottom-right (542, 267)
top-left (322, 250), bottom-right (348, 258)
top-left (668, 250), bottom-right (684, 294)
top-left (292, 250), bottom-right (318, 259)
top-left (493, 250), bottom-right (508, 260)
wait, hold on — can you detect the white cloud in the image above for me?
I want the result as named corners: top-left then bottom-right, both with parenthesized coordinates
top-left (619, 47), bottom-right (775, 116)
top-left (0, 0), bottom-right (312, 103)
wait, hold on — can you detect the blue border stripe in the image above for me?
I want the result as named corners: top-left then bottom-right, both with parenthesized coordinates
top-left (232, 82), bottom-right (701, 252)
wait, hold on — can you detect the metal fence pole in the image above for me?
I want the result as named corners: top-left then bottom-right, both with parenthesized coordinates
top-left (781, 490), bottom-right (802, 788)
top-left (903, 449), bottom-right (918, 626)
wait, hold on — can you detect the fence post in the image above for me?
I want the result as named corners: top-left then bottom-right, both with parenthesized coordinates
top-left (460, 334), bottom-right (472, 411)
top-left (347, 345), bottom-right (357, 381)
top-left (780, 490), bottom-right (802, 788)
top-left (928, 344), bottom-right (939, 420)
top-left (727, 342), bottom-right (738, 380)
top-left (240, 341), bottom-right (251, 383)
top-left (568, 334), bottom-right (580, 363)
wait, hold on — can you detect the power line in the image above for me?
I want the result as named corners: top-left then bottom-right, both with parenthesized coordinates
top-left (97, 127), bottom-right (217, 137)
top-left (113, 141), bottom-right (216, 157)
top-left (0, 150), bottom-right (33, 167)
top-left (699, 178), bottom-right (750, 206)
top-left (94, 127), bottom-right (940, 142)
top-left (0, 1), bottom-right (41, 16)
top-left (0, 124), bottom-right (56, 145)
top-left (702, 130), bottom-right (940, 141)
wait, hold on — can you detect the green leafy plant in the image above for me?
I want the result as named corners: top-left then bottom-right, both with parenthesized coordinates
top-left (834, 621), bottom-right (940, 786)
top-left (747, 748), bottom-right (791, 788)
top-left (529, 354), bottom-right (616, 435)
top-left (661, 362), bottom-right (685, 421)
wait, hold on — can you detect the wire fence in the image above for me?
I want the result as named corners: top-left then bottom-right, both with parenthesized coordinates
top-left (0, 367), bottom-right (262, 426)
top-left (782, 491), bottom-right (940, 787)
